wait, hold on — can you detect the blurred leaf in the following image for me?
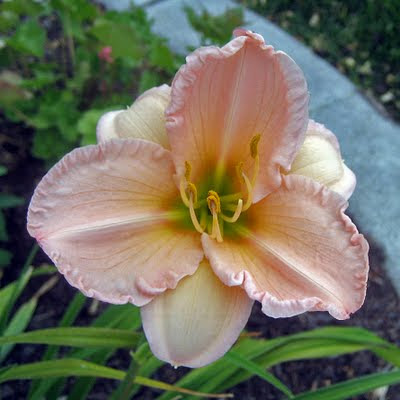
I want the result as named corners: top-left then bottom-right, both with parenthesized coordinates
top-left (184, 6), bottom-right (244, 45)
top-left (0, 0), bottom-right (45, 18)
top-left (149, 39), bottom-right (176, 72)
top-left (138, 70), bottom-right (162, 94)
top-left (0, 248), bottom-right (12, 267)
top-left (0, 70), bottom-right (32, 106)
top-left (90, 18), bottom-right (144, 60)
top-left (0, 359), bottom-right (232, 398)
top-left (32, 128), bottom-right (74, 163)
top-left (0, 166), bottom-right (7, 176)
top-left (7, 19), bottom-right (46, 57)
top-left (0, 327), bottom-right (141, 348)
top-left (0, 298), bottom-right (38, 362)
top-left (0, 193), bottom-right (24, 209)
top-left (291, 369), bottom-right (400, 400)
top-left (77, 109), bottom-right (109, 146)
top-left (0, 212), bottom-right (8, 241)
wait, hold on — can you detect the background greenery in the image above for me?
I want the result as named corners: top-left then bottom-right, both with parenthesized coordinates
top-left (0, 1), bottom-right (399, 399)
top-left (241, 0), bottom-right (400, 121)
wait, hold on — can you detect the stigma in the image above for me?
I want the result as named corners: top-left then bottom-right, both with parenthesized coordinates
top-left (179, 134), bottom-right (261, 242)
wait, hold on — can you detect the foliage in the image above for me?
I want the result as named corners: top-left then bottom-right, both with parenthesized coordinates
top-left (241, 0), bottom-right (400, 121)
top-left (0, 0), bottom-right (181, 164)
top-left (184, 5), bottom-right (245, 46)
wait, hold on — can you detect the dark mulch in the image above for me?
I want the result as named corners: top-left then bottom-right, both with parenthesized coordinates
top-left (1, 117), bottom-right (400, 399)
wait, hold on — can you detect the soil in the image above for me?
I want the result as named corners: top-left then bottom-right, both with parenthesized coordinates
top-left (1, 117), bottom-right (400, 399)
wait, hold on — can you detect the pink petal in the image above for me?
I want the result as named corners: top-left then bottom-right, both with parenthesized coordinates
top-left (167, 29), bottom-right (308, 202)
top-left (96, 85), bottom-right (171, 148)
top-left (289, 120), bottom-right (356, 199)
top-left (141, 259), bottom-right (253, 368)
top-left (28, 139), bottom-right (203, 306)
top-left (202, 174), bottom-right (369, 320)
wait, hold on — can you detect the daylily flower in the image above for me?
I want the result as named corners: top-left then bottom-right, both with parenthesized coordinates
top-left (27, 29), bottom-right (369, 368)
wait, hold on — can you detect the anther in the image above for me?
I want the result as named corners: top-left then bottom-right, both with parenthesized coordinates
top-left (235, 162), bottom-right (245, 184)
top-left (184, 161), bottom-right (192, 181)
top-left (207, 190), bottom-right (221, 214)
top-left (187, 183), bottom-right (198, 206)
top-left (250, 134), bottom-right (261, 159)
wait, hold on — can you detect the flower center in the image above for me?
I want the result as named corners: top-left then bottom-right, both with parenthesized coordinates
top-left (179, 135), bottom-right (260, 242)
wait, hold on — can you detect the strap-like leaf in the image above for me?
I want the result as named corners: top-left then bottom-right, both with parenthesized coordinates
top-left (291, 369), bottom-right (400, 400)
top-left (0, 359), bottom-right (232, 398)
top-left (0, 327), bottom-right (140, 348)
top-left (226, 351), bottom-right (293, 398)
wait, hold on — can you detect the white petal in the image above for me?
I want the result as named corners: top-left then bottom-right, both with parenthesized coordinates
top-left (141, 260), bottom-right (253, 368)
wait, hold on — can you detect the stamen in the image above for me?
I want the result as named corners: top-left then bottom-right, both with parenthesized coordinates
top-left (207, 190), bottom-right (221, 213)
top-left (211, 208), bottom-right (223, 242)
top-left (241, 172), bottom-right (253, 211)
top-left (184, 161), bottom-right (192, 181)
top-left (187, 182), bottom-right (198, 206)
top-left (250, 134), bottom-right (261, 159)
top-left (221, 199), bottom-right (243, 223)
top-left (189, 194), bottom-right (204, 234)
top-left (179, 177), bottom-right (190, 207)
top-left (249, 134), bottom-right (260, 186)
top-left (235, 162), bottom-right (245, 184)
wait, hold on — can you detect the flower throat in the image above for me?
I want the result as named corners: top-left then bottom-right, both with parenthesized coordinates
top-left (179, 135), bottom-right (260, 242)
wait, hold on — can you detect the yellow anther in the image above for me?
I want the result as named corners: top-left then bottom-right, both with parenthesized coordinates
top-left (207, 190), bottom-right (221, 214)
top-left (250, 134), bottom-right (261, 159)
top-left (221, 199), bottom-right (243, 223)
top-left (184, 161), bottom-right (192, 181)
top-left (235, 162), bottom-right (245, 184)
top-left (187, 182), bottom-right (198, 206)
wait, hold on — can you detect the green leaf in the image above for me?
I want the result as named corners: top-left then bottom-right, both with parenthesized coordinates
top-left (0, 248), bottom-right (12, 267)
top-left (0, 298), bottom-right (37, 362)
top-left (32, 128), bottom-right (74, 163)
top-left (77, 109), bottom-right (110, 146)
top-left (0, 166), bottom-right (7, 176)
top-left (65, 305), bottom-right (142, 400)
top-left (0, 193), bottom-right (24, 208)
top-left (157, 327), bottom-right (400, 400)
top-left (291, 369), bottom-right (400, 400)
top-left (225, 351), bottom-right (293, 398)
top-left (0, 359), bottom-right (232, 398)
top-left (138, 70), bottom-right (162, 94)
top-left (7, 19), bottom-right (46, 57)
top-left (0, 211), bottom-right (8, 241)
top-left (28, 292), bottom-right (87, 400)
top-left (90, 18), bottom-right (144, 60)
top-left (149, 39), bottom-right (176, 72)
top-left (0, 266), bottom-right (33, 332)
top-left (0, 327), bottom-right (141, 348)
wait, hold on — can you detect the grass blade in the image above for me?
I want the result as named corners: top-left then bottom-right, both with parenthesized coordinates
top-left (0, 298), bottom-right (37, 362)
top-left (28, 292), bottom-right (86, 400)
top-left (291, 369), bottom-right (400, 400)
top-left (0, 327), bottom-right (141, 348)
top-left (0, 359), bottom-right (233, 398)
top-left (225, 351), bottom-right (293, 398)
